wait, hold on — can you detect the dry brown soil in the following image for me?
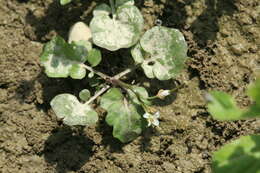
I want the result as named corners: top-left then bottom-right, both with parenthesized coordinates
top-left (0, 0), bottom-right (260, 172)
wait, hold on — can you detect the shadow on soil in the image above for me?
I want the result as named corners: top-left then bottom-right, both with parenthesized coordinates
top-left (43, 126), bottom-right (94, 173)
top-left (24, 0), bottom-right (95, 42)
top-left (161, 0), bottom-right (237, 47)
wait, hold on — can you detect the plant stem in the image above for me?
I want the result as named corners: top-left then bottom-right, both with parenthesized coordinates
top-left (109, 0), bottom-right (116, 18)
top-left (81, 63), bottom-right (138, 88)
top-left (81, 64), bottom-right (110, 80)
top-left (114, 65), bottom-right (139, 79)
top-left (84, 85), bottom-right (110, 105)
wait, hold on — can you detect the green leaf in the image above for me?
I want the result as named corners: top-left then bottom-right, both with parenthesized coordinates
top-left (248, 78), bottom-right (260, 105)
top-left (100, 88), bottom-right (143, 143)
top-left (127, 86), bottom-right (151, 105)
top-left (243, 78), bottom-right (260, 118)
top-left (93, 3), bottom-right (111, 16)
top-left (115, 0), bottom-right (135, 8)
top-left (79, 89), bottom-right (91, 102)
top-left (73, 40), bottom-right (92, 52)
top-left (50, 94), bottom-right (98, 126)
top-left (207, 91), bottom-right (243, 120)
top-left (87, 48), bottom-right (102, 67)
top-left (207, 78), bottom-right (260, 120)
top-left (90, 4), bottom-right (144, 51)
top-left (60, 0), bottom-right (72, 5)
top-left (40, 36), bottom-right (88, 79)
top-left (131, 26), bottom-right (188, 80)
top-left (213, 135), bottom-right (260, 173)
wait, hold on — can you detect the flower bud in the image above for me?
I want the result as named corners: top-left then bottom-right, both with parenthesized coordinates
top-left (156, 89), bottom-right (171, 99)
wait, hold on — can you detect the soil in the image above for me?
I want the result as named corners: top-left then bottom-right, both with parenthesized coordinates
top-left (0, 0), bottom-right (260, 172)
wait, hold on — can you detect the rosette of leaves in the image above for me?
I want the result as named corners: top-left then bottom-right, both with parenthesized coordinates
top-left (100, 87), bottom-right (148, 143)
top-left (90, 1), bottom-right (144, 51)
top-left (131, 26), bottom-right (188, 80)
top-left (50, 93), bottom-right (98, 126)
top-left (40, 36), bottom-right (101, 79)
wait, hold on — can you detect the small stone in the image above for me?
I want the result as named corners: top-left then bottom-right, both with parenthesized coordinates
top-left (230, 43), bottom-right (246, 55)
top-left (68, 22), bottom-right (92, 43)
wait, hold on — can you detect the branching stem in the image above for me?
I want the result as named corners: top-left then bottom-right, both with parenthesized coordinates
top-left (81, 63), bottom-right (137, 89)
top-left (81, 63), bottom-right (140, 104)
top-left (84, 85), bottom-right (110, 105)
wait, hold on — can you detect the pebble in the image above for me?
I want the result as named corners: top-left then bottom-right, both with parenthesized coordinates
top-left (68, 22), bottom-right (92, 43)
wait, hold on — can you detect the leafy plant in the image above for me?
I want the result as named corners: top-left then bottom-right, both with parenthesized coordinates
top-left (206, 77), bottom-right (260, 173)
top-left (40, 0), bottom-right (188, 142)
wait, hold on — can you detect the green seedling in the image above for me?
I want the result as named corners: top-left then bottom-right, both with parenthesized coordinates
top-left (206, 77), bottom-right (260, 173)
top-left (40, 0), bottom-right (188, 142)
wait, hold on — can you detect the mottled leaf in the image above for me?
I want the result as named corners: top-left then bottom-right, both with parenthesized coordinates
top-left (90, 4), bottom-right (143, 51)
top-left (40, 36), bottom-right (87, 79)
top-left (131, 26), bottom-right (188, 80)
top-left (213, 135), bottom-right (260, 173)
top-left (51, 94), bottom-right (98, 126)
top-left (100, 88), bottom-right (143, 142)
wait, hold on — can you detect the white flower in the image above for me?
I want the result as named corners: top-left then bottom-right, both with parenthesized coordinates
top-left (157, 89), bottom-right (171, 99)
top-left (143, 112), bottom-right (160, 127)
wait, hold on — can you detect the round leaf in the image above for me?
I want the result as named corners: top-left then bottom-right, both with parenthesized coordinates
top-left (131, 26), bottom-right (188, 80)
top-left (50, 94), bottom-right (98, 126)
top-left (87, 48), bottom-right (102, 67)
top-left (79, 89), bottom-right (91, 102)
top-left (90, 4), bottom-right (144, 51)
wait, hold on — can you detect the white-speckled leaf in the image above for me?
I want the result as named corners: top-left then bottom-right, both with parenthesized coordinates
top-left (90, 4), bottom-right (143, 51)
top-left (40, 36), bottom-right (87, 79)
top-left (51, 94), bottom-right (98, 126)
top-left (131, 26), bottom-right (188, 80)
top-left (100, 88), bottom-right (143, 143)
top-left (131, 43), bottom-right (144, 64)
